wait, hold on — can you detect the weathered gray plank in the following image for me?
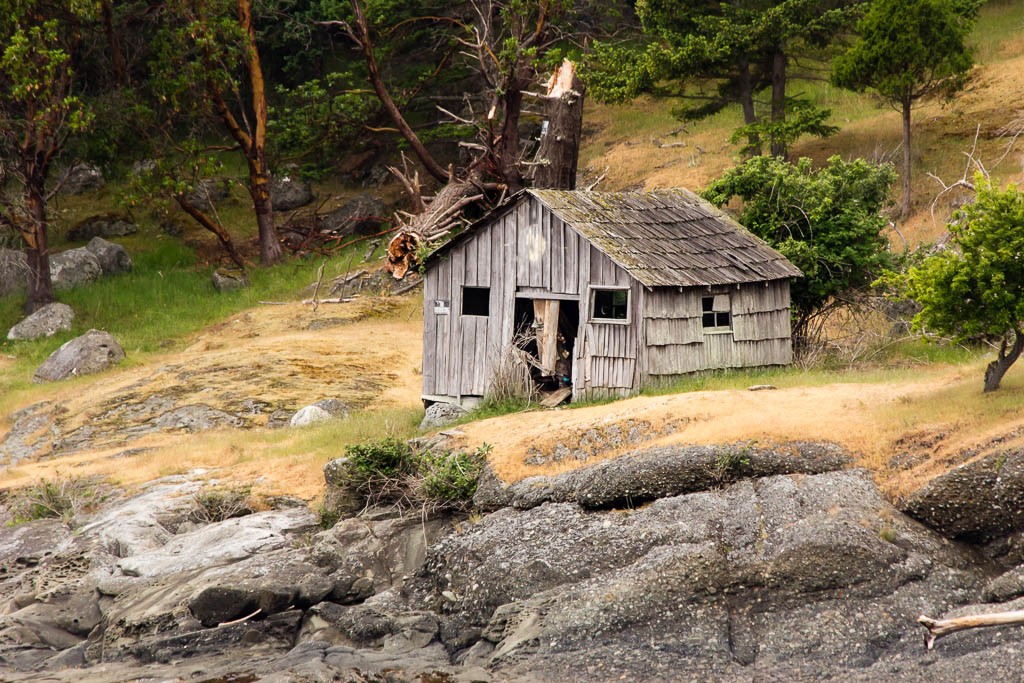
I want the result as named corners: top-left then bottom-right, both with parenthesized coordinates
top-left (646, 317), bottom-right (703, 345)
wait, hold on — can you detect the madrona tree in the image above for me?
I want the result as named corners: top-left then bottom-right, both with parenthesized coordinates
top-left (831, 0), bottom-right (980, 217)
top-left (151, 0), bottom-right (284, 267)
top-left (703, 155), bottom-right (896, 345)
top-left (0, 1), bottom-right (92, 312)
top-left (892, 179), bottom-right (1024, 392)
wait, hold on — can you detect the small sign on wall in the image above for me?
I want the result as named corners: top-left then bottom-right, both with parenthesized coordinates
top-left (434, 299), bottom-right (450, 315)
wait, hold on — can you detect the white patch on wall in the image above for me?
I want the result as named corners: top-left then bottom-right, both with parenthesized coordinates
top-left (434, 299), bottom-right (450, 314)
top-left (527, 229), bottom-right (546, 263)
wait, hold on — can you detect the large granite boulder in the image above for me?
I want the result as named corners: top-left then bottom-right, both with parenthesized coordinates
top-left (67, 214), bottom-right (137, 242)
top-left (59, 163), bottom-right (104, 195)
top-left (85, 237), bottom-right (132, 274)
top-left (321, 192), bottom-right (387, 235)
top-left (420, 402), bottom-right (468, 430)
top-left (0, 248), bottom-right (28, 297)
top-left (7, 302), bottom-right (75, 341)
top-left (49, 248), bottom-right (103, 290)
top-left (270, 174), bottom-right (314, 211)
top-left (33, 329), bottom-right (125, 382)
top-left (290, 398), bottom-right (349, 428)
top-left (903, 447), bottom-right (1024, 543)
top-left (187, 178), bottom-right (231, 212)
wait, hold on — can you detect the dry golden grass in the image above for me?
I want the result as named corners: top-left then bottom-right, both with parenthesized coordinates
top-left (0, 293), bottom-right (426, 500)
top-left (455, 358), bottom-right (1024, 502)
top-left (581, 44), bottom-right (1024, 250)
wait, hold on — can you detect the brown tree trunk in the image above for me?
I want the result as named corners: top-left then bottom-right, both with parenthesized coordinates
top-left (249, 159), bottom-right (281, 266)
top-left (23, 175), bottom-right (55, 313)
top-left (498, 66), bottom-right (530, 193)
top-left (984, 329), bottom-right (1023, 392)
top-left (738, 60), bottom-right (761, 157)
top-left (238, 0), bottom-right (282, 266)
top-left (100, 0), bottom-right (128, 86)
top-left (531, 60), bottom-right (584, 191)
top-left (770, 49), bottom-right (787, 157)
top-left (901, 96), bottom-right (913, 218)
top-left (348, 0), bottom-right (448, 184)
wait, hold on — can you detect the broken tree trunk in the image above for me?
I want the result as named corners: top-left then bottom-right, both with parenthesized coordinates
top-left (919, 609), bottom-right (1024, 650)
top-left (530, 59), bottom-right (584, 191)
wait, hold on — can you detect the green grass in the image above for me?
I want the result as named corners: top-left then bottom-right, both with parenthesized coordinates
top-left (972, 0), bottom-right (1024, 64)
top-left (0, 235), bottom-right (377, 396)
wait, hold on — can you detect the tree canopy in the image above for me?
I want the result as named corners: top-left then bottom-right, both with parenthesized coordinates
top-left (891, 178), bottom-right (1024, 391)
top-left (587, 0), bottom-right (860, 156)
top-left (831, 0), bottom-right (979, 217)
top-left (702, 155), bottom-right (896, 343)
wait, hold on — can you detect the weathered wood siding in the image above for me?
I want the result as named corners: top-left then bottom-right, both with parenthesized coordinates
top-left (573, 244), bottom-right (643, 399)
top-left (641, 279), bottom-right (792, 381)
top-left (423, 197), bottom-right (594, 401)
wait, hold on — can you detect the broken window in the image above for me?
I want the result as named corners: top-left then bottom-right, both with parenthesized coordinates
top-left (592, 288), bottom-right (629, 321)
top-left (702, 295), bottom-right (731, 330)
top-left (462, 287), bottom-right (490, 316)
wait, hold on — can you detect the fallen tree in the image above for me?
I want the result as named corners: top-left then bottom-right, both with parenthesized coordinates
top-left (337, 0), bottom-right (588, 277)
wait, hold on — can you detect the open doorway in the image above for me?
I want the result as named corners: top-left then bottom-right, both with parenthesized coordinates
top-left (513, 297), bottom-right (579, 402)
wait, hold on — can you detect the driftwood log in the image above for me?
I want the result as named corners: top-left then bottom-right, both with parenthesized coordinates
top-left (918, 610), bottom-right (1024, 650)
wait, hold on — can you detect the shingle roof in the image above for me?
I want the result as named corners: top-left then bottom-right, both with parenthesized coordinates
top-left (528, 188), bottom-right (802, 288)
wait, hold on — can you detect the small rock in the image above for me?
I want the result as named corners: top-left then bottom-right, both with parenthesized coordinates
top-left (50, 247), bottom-right (103, 290)
top-left (420, 402), bottom-right (468, 430)
top-left (131, 159), bottom-right (157, 175)
top-left (212, 269), bottom-right (248, 292)
top-left (290, 399), bottom-right (348, 428)
top-left (86, 237), bottom-right (133, 274)
top-left (7, 302), bottom-right (75, 341)
top-left (748, 384), bottom-right (777, 391)
top-left (34, 329), bottom-right (125, 383)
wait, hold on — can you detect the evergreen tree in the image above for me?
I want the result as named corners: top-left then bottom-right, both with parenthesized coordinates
top-left (832, 0), bottom-right (980, 217)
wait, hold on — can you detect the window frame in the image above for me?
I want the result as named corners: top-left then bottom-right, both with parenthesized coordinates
top-left (589, 286), bottom-right (631, 325)
top-left (461, 286), bottom-right (491, 317)
top-left (701, 294), bottom-right (733, 333)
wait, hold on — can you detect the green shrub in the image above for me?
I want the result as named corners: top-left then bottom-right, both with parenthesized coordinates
top-left (6, 476), bottom-right (106, 525)
top-left (420, 444), bottom-right (491, 504)
top-left (340, 438), bottom-right (491, 513)
top-left (344, 437), bottom-right (416, 479)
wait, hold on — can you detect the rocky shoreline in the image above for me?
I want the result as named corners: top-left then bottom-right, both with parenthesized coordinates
top-left (3, 441), bottom-right (1024, 681)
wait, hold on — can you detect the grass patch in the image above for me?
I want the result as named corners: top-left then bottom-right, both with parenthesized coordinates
top-left (0, 237), bottom-right (380, 397)
top-left (3, 474), bottom-right (110, 525)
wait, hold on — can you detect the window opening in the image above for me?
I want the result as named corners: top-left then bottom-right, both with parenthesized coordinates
top-left (462, 287), bottom-right (490, 316)
top-left (702, 295), bottom-right (731, 329)
top-left (592, 288), bottom-right (628, 321)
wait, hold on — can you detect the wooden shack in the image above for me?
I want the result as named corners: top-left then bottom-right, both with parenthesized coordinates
top-left (421, 188), bottom-right (802, 406)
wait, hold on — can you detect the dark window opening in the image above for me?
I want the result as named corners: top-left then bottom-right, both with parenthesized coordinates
top-left (592, 289), bottom-right (628, 321)
top-left (702, 295), bottom-right (731, 329)
top-left (462, 287), bottom-right (490, 316)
